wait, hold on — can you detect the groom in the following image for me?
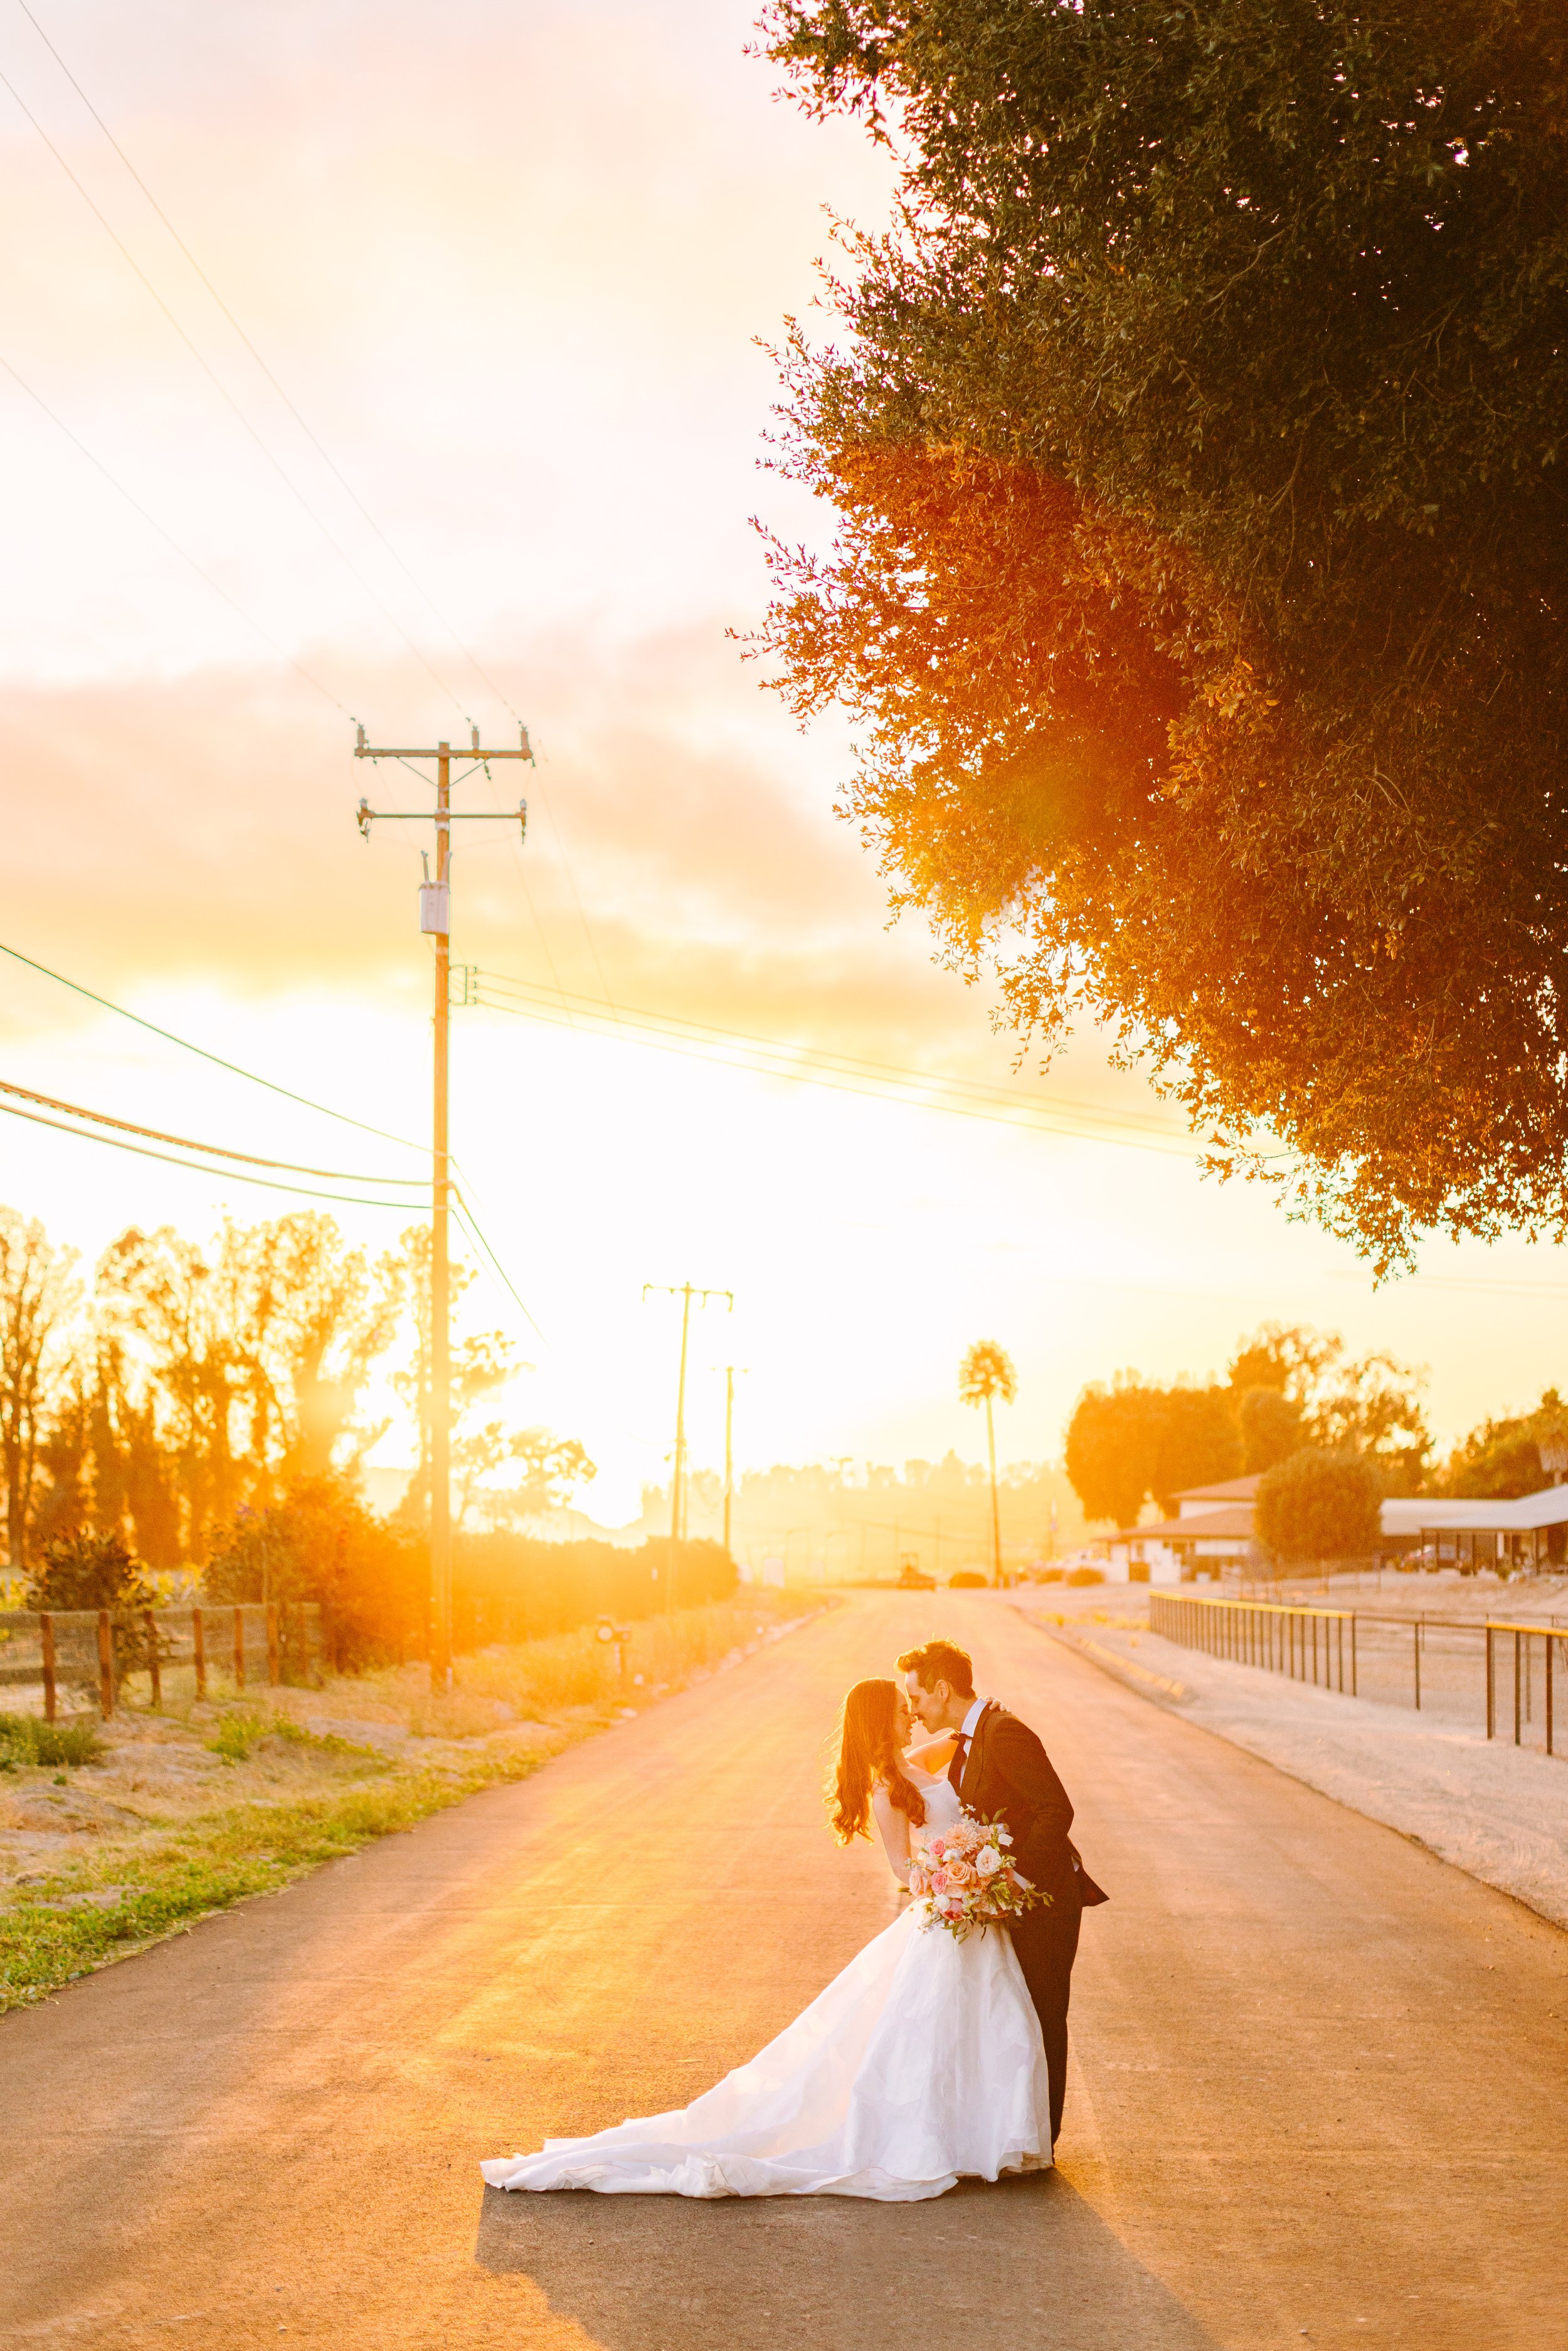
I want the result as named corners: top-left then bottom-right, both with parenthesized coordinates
top-left (899, 1638), bottom-right (1105, 2148)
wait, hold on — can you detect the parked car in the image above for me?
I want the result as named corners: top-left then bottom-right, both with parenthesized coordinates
top-left (896, 1562), bottom-right (936, 1591)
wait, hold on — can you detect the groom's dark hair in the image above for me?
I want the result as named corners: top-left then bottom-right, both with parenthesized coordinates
top-left (898, 1640), bottom-right (975, 1697)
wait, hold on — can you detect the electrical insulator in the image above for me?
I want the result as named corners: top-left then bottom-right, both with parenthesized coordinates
top-left (419, 881), bottom-right (450, 935)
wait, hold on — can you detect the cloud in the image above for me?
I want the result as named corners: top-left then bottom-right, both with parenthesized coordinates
top-left (0, 617), bottom-right (997, 1061)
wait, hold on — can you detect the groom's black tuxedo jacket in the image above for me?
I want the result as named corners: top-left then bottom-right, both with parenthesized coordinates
top-left (956, 1702), bottom-right (1108, 1911)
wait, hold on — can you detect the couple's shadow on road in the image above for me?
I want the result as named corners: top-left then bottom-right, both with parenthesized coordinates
top-left (475, 2170), bottom-right (1218, 2351)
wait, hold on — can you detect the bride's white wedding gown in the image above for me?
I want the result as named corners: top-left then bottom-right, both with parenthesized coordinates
top-left (480, 1776), bottom-right (1052, 2202)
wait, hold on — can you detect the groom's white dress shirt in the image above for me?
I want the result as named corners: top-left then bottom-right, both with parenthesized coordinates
top-left (950, 1693), bottom-right (988, 1784)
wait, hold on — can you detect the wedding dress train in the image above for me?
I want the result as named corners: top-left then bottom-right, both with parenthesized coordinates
top-left (480, 1779), bottom-right (1052, 2202)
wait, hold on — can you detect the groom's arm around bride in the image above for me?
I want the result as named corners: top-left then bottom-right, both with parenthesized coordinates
top-left (898, 1638), bottom-right (1104, 2148)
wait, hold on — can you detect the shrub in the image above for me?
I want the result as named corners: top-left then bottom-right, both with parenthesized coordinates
top-left (206, 1481), bottom-right (426, 1671)
top-left (206, 1711), bottom-right (279, 1764)
top-left (1256, 1450), bottom-right (1382, 1565)
top-left (0, 1711), bottom-right (103, 1769)
top-left (24, 1530), bottom-right (152, 1612)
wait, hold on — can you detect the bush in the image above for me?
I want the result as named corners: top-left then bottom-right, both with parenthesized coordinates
top-left (948, 1570), bottom-right (988, 1589)
top-left (1256, 1450), bottom-right (1382, 1565)
top-left (206, 1481), bottom-right (427, 1672)
top-left (24, 1530), bottom-right (152, 1613)
top-left (0, 1711), bottom-right (103, 1769)
top-left (1065, 1566), bottom-right (1105, 1587)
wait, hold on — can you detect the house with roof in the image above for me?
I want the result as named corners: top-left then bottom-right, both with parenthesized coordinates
top-left (1100, 1476), bottom-right (1261, 1583)
top-left (1099, 1471), bottom-right (1568, 1581)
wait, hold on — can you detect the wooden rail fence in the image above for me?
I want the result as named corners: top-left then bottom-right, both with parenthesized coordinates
top-left (0, 1603), bottom-right (322, 1721)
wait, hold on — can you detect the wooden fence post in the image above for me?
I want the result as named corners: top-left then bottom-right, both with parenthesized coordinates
top-left (40, 1611), bottom-right (56, 1724)
top-left (97, 1608), bottom-right (114, 1720)
top-left (233, 1605), bottom-right (246, 1692)
top-left (266, 1602), bottom-right (280, 1685)
top-left (192, 1606), bottom-right (206, 1701)
top-left (144, 1608), bottom-right (161, 1709)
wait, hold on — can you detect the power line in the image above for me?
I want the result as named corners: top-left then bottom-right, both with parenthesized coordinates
top-left (0, 349), bottom-right (352, 718)
top-left (0, 939), bottom-right (424, 1152)
top-left (452, 1197), bottom-right (548, 1344)
top-left (0, 1075), bottom-right (426, 1187)
top-left (472, 967), bottom-right (1214, 1156)
top-left (15, 0), bottom-right (521, 729)
top-left (0, 1095), bottom-right (423, 1209)
top-left (0, 57), bottom-right (469, 721)
top-left (0, 937), bottom-right (546, 1335)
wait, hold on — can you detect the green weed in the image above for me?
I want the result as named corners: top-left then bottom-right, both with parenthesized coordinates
top-left (206, 1711), bottom-right (272, 1764)
top-left (0, 1711), bottom-right (104, 1770)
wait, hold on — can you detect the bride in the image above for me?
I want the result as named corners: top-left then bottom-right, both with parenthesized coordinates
top-left (480, 1677), bottom-right (1052, 2201)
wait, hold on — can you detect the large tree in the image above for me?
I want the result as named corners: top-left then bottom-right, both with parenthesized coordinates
top-left (1440, 1386), bottom-right (1568, 1499)
top-left (1227, 1320), bottom-right (1431, 1485)
top-left (1064, 1374), bottom-right (1240, 1524)
top-left (759, 0), bottom-right (1568, 1271)
top-left (1255, 1448), bottom-right (1383, 1565)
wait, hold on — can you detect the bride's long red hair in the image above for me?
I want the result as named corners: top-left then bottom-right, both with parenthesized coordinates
top-left (828, 1678), bottom-right (926, 1846)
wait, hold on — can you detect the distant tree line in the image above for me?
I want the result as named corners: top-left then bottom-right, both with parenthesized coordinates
top-left (0, 1202), bottom-right (594, 1584)
top-left (1065, 1320), bottom-right (1568, 1565)
top-left (1064, 1322), bottom-right (1431, 1530)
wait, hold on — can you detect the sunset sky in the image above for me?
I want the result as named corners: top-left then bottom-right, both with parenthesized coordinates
top-left (3, 0), bottom-right (1565, 1526)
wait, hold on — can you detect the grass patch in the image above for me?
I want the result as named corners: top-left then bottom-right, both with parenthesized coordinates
top-left (205, 1709), bottom-right (273, 1765)
top-left (0, 1710), bottom-right (104, 1771)
top-left (0, 1748), bottom-right (547, 2011)
top-left (203, 1706), bottom-right (384, 1767)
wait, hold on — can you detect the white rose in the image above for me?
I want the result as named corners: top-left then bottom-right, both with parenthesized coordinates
top-left (975, 1847), bottom-right (1002, 1877)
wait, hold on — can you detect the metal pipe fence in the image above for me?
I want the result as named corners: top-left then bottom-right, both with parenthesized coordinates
top-left (1150, 1591), bottom-right (1358, 1693)
top-left (1485, 1621), bottom-right (1568, 1754)
top-left (1150, 1591), bottom-right (1568, 1756)
top-left (0, 1604), bottom-right (322, 1721)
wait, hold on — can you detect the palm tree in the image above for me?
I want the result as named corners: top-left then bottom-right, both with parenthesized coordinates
top-left (959, 1341), bottom-right (1017, 1586)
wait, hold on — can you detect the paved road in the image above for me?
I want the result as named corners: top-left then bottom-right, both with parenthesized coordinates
top-left (4, 1593), bottom-right (1567, 2351)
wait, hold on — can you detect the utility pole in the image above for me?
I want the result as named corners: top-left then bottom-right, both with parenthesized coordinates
top-left (643, 1283), bottom-right (732, 1605)
top-left (354, 723), bottom-right (532, 1692)
top-left (720, 1364), bottom-right (750, 1561)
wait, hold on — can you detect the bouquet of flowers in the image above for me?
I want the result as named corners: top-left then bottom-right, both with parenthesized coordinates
top-left (907, 1810), bottom-right (1047, 1941)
